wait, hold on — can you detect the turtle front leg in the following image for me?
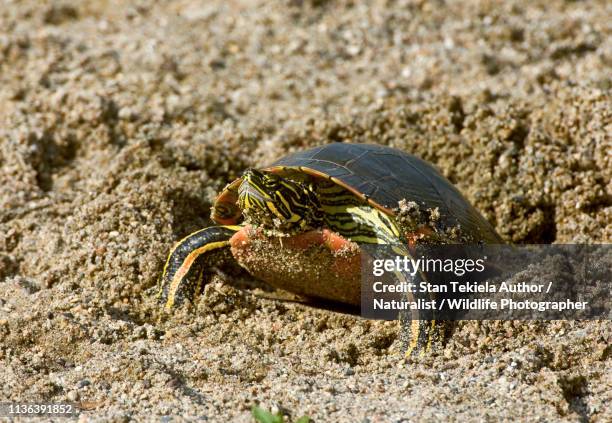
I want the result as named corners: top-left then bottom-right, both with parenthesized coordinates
top-left (158, 225), bottom-right (242, 310)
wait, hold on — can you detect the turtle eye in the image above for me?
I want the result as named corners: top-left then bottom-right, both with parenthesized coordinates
top-left (262, 173), bottom-right (281, 188)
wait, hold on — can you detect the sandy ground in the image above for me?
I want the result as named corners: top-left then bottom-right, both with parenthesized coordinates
top-left (0, 0), bottom-right (611, 421)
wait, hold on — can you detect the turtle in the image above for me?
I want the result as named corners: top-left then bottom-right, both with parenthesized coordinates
top-left (158, 142), bottom-right (503, 356)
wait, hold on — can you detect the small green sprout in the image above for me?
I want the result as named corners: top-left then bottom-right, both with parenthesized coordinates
top-left (251, 405), bottom-right (311, 423)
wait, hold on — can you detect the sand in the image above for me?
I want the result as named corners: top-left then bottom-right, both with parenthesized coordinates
top-left (0, 0), bottom-right (610, 421)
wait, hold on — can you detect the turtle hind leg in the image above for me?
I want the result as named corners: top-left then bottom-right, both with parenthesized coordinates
top-left (394, 265), bottom-right (452, 357)
top-left (399, 314), bottom-right (455, 357)
top-left (158, 225), bottom-right (242, 310)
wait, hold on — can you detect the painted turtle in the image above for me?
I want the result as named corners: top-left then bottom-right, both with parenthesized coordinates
top-left (158, 143), bottom-right (503, 356)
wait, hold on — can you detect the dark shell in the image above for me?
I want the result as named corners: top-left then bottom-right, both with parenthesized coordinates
top-left (268, 143), bottom-right (502, 244)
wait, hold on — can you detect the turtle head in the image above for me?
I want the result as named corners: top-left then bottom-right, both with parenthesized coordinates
top-left (238, 169), bottom-right (324, 232)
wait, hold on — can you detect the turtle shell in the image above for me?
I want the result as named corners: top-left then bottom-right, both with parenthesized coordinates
top-left (214, 143), bottom-right (502, 244)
